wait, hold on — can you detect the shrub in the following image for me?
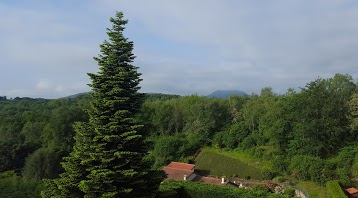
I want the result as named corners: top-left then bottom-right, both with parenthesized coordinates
top-left (283, 187), bottom-right (295, 197)
top-left (252, 184), bottom-right (270, 192)
top-left (272, 155), bottom-right (288, 172)
top-left (273, 176), bottom-right (287, 183)
top-left (262, 169), bottom-right (276, 180)
top-left (326, 180), bottom-right (346, 198)
top-left (157, 180), bottom-right (285, 198)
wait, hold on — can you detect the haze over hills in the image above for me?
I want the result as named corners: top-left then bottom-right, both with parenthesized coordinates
top-left (62, 90), bottom-right (248, 99)
top-left (207, 90), bottom-right (248, 98)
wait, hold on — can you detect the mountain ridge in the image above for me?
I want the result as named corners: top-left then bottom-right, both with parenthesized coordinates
top-left (207, 90), bottom-right (247, 98)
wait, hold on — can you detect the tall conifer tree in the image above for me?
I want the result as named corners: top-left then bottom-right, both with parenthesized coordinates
top-left (42, 11), bottom-right (164, 198)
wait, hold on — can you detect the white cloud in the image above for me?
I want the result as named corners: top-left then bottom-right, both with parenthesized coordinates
top-left (36, 80), bottom-right (52, 90)
top-left (1, 0), bottom-right (358, 98)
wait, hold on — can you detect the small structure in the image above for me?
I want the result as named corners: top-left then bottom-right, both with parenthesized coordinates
top-left (346, 187), bottom-right (358, 198)
top-left (162, 162), bottom-right (237, 187)
top-left (162, 162), bottom-right (198, 181)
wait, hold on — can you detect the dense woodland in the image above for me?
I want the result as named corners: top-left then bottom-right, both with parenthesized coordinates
top-left (0, 73), bottom-right (357, 197)
top-left (1, 9), bottom-right (358, 198)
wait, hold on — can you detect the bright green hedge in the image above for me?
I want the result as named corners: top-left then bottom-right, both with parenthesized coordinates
top-left (195, 149), bottom-right (263, 180)
top-left (326, 180), bottom-right (346, 198)
top-left (156, 180), bottom-right (287, 198)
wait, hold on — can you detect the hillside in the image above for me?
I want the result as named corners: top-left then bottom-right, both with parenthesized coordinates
top-left (207, 90), bottom-right (247, 98)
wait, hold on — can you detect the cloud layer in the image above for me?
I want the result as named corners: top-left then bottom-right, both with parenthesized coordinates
top-left (1, 0), bottom-right (357, 98)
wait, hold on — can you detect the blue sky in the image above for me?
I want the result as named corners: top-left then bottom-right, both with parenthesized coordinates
top-left (1, 0), bottom-right (358, 99)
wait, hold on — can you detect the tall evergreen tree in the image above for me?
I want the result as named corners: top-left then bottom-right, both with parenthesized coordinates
top-left (42, 11), bottom-right (164, 198)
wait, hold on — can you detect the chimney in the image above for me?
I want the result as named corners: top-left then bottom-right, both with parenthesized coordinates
top-left (184, 175), bottom-right (187, 181)
top-left (221, 177), bottom-right (225, 184)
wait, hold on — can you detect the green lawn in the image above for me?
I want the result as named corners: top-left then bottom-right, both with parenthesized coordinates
top-left (195, 147), bottom-right (328, 197)
top-left (195, 148), bottom-right (264, 180)
top-left (210, 148), bottom-right (273, 170)
top-left (296, 181), bottom-right (327, 198)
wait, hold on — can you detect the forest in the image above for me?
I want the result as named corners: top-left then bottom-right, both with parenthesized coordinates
top-left (0, 73), bottom-right (357, 197)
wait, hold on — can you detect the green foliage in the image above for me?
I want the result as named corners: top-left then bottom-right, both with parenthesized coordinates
top-left (272, 155), bottom-right (288, 173)
top-left (139, 95), bottom-right (231, 138)
top-left (283, 188), bottom-right (295, 197)
top-left (261, 169), bottom-right (276, 180)
top-left (272, 176), bottom-right (287, 183)
top-left (43, 11), bottom-right (164, 197)
top-left (0, 72), bottom-right (356, 195)
top-left (349, 93), bottom-right (358, 132)
top-left (296, 181), bottom-right (327, 198)
top-left (151, 135), bottom-right (200, 168)
top-left (0, 171), bottom-right (44, 198)
top-left (22, 148), bottom-right (62, 179)
top-left (252, 184), bottom-right (270, 192)
top-left (0, 96), bottom-right (88, 174)
top-left (289, 74), bottom-right (356, 157)
top-left (289, 155), bottom-right (337, 184)
top-left (144, 93), bottom-right (181, 102)
top-left (213, 122), bottom-right (249, 149)
top-left (195, 149), bottom-right (263, 180)
top-left (326, 180), bottom-right (346, 198)
top-left (157, 180), bottom-right (285, 198)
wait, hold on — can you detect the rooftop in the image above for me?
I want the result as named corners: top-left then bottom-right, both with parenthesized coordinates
top-left (166, 162), bottom-right (195, 171)
top-left (346, 187), bottom-right (358, 195)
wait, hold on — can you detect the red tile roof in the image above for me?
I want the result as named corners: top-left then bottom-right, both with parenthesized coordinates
top-left (162, 162), bottom-right (235, 187)
top-left (163, 166), bottom-right (194, 181)
top-left (166, 162), bottom-right (195, 171)
top-left (346, 188), bottom-right (358, 195)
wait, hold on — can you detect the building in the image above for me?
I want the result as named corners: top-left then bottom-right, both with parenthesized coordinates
top-left (162, 162), bottom-right (236, 187)
top-left (346, 187), bottom-right (358, 198)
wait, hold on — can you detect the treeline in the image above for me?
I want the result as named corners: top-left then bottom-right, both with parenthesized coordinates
top-left (140, 74), bottom-right (358, 184)
top-left (0, 94), bottom-right (91, 178)
top-left (0, 73), bottom-right (357, 196)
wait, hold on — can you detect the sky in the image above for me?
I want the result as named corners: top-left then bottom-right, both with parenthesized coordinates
top-left (1, 0), bottom-right (358, 99)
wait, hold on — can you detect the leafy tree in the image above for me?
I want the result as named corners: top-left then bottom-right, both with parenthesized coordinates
top-left (349, 93), bottom-right (358, 133)
top-left (151, 135), bottom-right (186, 168)
top-left (43, 11), bottom-right (164, 197)
top-left (289, 75), bottom-right (356, 157)
top-left (22, 148), bottom-right (62, 179)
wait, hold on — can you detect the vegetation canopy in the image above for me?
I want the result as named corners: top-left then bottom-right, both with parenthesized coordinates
top-left (41, 11), bottom-right (163, 198)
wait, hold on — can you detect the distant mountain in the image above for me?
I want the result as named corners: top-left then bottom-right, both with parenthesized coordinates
top-left (61, 92), bottom-right (90, 99)
top-left (207, 90), bottom-right (247, 98)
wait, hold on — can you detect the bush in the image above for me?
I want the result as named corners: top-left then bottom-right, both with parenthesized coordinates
top-left (273, 176), bottom-right (287, 183)
top-left (0, 171), bottom-right (44, 198)
top-left (283, 187), bottom-right (295, 197)
top-left (157, 180), bottom-right (285, 198)
top-left (326, 180), bottom-right (346, 198)
top-left (252, 184), bottom-right (270, 192)
top-left (336, 167), bottom-right (351, 186)
top-left (272, 155), bottom-right (288, 173)
top-left (262, 169), bottom-right (276, 180)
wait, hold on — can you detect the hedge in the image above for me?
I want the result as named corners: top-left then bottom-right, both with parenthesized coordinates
top-left (156, 180), bottom-right (287, 198)
top-left (195, 149), bottom-right (263, 180)
top-left (326, 180), bottom-right (346, 198)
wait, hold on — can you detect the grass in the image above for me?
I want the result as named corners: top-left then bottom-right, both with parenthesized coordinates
top-left (195, 148), bottom-right (263, 180)
top-left (211, 147), bottom-right (273, 170)
top-left (296, 181), bottom-right (327, 198)
top-left (194, 148), bottom-right (330, 197)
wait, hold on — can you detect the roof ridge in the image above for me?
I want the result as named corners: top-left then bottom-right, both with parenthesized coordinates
top-left (163, 166), bottom-right (194, 172)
